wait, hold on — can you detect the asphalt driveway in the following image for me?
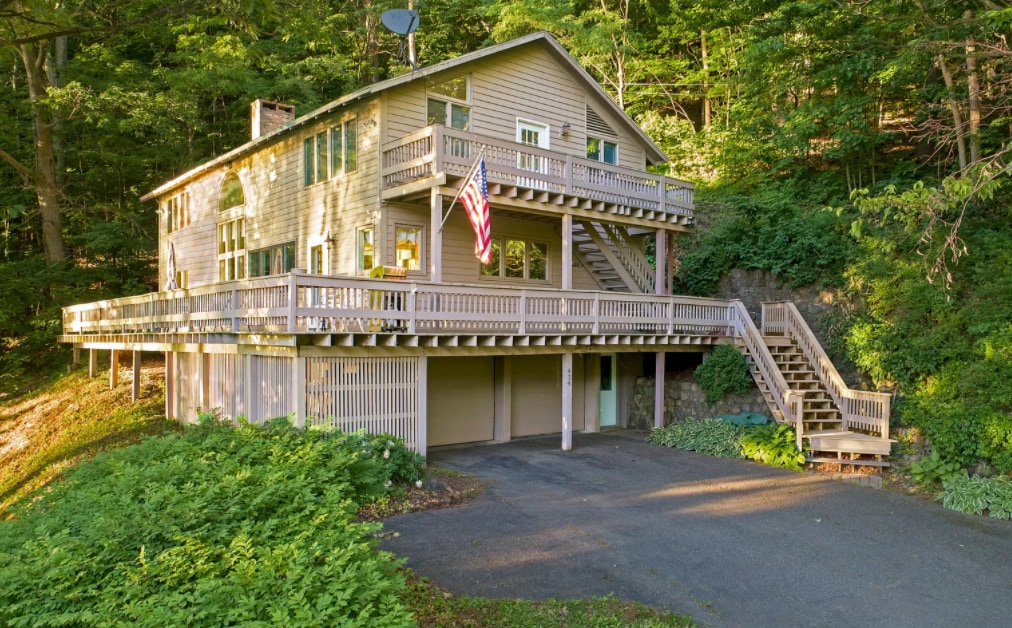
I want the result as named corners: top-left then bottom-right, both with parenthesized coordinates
top-left (381, 431), bottom-right (1012, 627)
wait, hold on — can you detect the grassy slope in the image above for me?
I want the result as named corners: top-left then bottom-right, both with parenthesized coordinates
top-left (0, 361), bottom-right (179, 516)
top-left (0, 362), bottom-right (694, 626)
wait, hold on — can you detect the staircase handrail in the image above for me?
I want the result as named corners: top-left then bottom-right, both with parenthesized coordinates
top-left (762, 301), bottom-right (890, 439)
top-left (603, 223), bottom-right (654, 292)
top-left (729, 301), bottom-right (804, 442)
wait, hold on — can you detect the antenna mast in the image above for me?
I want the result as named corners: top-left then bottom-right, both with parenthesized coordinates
top-left (381, 6), bottom-right (420, 70)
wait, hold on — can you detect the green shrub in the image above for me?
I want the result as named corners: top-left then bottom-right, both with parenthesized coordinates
top-left (694, 345), bottom-right (754, 403)
top-left (0, 419), bottom-right (413, 626)
top-left (647, 418), bottom-right (745, 458)
top-left (739, 424), bottom-right (806, 471)
top-left (939, 474), bottom-right (1012, 520)
top-left (908, 450), bottom-right (963, 486)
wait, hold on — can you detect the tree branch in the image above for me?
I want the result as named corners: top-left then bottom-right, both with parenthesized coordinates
top-left (0, 145), bottom-right (41, 184)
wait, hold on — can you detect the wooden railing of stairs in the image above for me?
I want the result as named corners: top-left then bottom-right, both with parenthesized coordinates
top-left (734, 301), bottom-right (894, 468)
top-left (572, 220), bottom-right (654, 293)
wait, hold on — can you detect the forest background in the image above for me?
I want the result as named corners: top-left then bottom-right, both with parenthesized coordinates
top-left (2, 0), bottom-right (1010, 471)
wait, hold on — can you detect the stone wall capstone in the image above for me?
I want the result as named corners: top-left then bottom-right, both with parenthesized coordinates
top-left (628, 376), bottom-right (769, 429)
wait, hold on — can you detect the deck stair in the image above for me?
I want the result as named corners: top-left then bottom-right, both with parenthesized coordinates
top-left (739, 301), bottom-right (894, 469)
top-left (572, 220), bottom-right (653, 292)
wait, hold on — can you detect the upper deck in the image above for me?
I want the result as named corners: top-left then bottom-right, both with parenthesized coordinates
top-left (381, 125), bottom-right (694, 229)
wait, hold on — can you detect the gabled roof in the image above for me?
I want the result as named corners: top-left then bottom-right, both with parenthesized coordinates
top-left (141, 31), bottom-right (667, 201)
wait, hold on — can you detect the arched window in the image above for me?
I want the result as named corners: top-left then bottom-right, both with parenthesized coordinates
top-left (219, 172), bottom-right (245, 212)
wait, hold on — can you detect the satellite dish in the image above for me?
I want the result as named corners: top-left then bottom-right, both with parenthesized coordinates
top-left (381, 9), bottom-right (419, 36)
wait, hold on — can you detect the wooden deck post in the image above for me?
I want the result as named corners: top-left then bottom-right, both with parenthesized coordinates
top-left (165, 352), bottom-right (175, 420)
top-left (655, 352), bottom-right (666, 428)
top-left (655, 228), bottom-right (667, 427)
top-left (430, 189), bottom-right (443, 282)
top-left (88, 349), bottom-right (97, 378)
top-left (655, 229), bottom-right (666, 294)
top-left (72, 347), bottom-right (80, 367)
top-left (131, 351), bottom-right (141, 402)
top-left (109, 350), bottom-right (119, 390)
top-left (293, 355), bottom-right (306, 428)
top-left (417, 356), bottom-right (428, 457)
top-left (561, 214), bottom-right (573, 290)
top-left (562, 352), bottom-right (573, 451)
top-left (197, 350), bottom-right (206, 410)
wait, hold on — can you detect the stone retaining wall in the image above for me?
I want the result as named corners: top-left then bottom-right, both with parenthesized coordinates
top-left (714, 268), bottom-right (839, 336)
top-left (628, 376), bottom-right (769, 429)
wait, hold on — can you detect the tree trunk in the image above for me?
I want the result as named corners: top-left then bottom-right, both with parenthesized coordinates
top-left (965, 13), bottom-right (981, 166)
top-left (936, 54), bottom-right (968, 171)
top-left (701, 30), bottom-right (711, 131)
top-left (19, 41), bottom-right (65, 265)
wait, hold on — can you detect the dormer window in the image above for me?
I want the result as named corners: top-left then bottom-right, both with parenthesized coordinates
top-left (427, 75), bottom-right (470, 130)
top-left (218, 172), bottom-right (245, 211)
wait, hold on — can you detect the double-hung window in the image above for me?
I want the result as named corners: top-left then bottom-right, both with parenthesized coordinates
top-left (426, 75), bottom-right (470, 131)
top-left (304, 117), bottom-right (357, 186)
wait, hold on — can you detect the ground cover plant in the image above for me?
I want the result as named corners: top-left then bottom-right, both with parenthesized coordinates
top-left (0, 417), bottom-right (417, 626)
top-left (647, 418), bottom-right (805, 471)
top-left (939, 474), bottom-right (1012, 520)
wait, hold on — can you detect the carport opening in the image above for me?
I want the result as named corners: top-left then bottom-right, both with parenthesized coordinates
top-left (643, 352), bottom-right (704, 378)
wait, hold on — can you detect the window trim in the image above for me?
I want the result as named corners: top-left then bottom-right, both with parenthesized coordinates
top-left (218, 171), bottom-right (246, 212)
top-left (393, 224), bottom-right (424, 274)
top-left (586, 136), bottom-right (618, 165)
top-left (357, 226), bottom-right (375, 274)
top-left (216, 217), bottom-right (246, 282)
top-left (426, 74), bottom-right (471, 131)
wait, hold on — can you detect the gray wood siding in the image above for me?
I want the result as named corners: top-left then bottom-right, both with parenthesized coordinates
top-left (159, 98), bottom-right (382, 287)
top-left (382, 44), bottom-right (648, 169)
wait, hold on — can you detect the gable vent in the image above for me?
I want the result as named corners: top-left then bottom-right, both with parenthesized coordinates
top-left (586, 107), bottom-right (617, 138)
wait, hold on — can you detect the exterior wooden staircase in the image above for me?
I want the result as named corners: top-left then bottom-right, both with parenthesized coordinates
top-left (572, 221), bottom-right (653, 293)
top-left (732, 301), bottom-right (893, 469)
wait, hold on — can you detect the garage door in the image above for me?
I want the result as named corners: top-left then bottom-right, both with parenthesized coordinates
top-left (511, 355), bottom-right (585, 437)
top-left (427, 357), bottom-right (495, 446)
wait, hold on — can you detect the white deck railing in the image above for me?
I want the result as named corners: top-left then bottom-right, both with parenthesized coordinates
top-left (62, 272), bottom-right (737, 337)
top-left (762, 301), bottom-right (890, 439)
top-left (381, 125), bottom-right (694, 217)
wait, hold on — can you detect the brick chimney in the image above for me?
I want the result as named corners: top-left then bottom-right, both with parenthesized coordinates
top-left (251, 99), bottom-right (296, 139)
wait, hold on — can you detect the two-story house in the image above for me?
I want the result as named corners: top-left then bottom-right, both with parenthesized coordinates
top-left (61, 32), bottom-right (891, 465)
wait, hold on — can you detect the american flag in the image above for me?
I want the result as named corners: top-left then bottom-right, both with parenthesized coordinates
top-left (460, 157), bottom-right (492, 264)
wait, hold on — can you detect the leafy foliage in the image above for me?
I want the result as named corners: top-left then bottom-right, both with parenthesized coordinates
top-left (739, 424), bottom-right (806, 471)
top-left (648, 418), bottom-right (806, 472)
top-left (908, 451), bottom-right (963, 486)
top-left (647, 418), bottom-right (745, 459)
top-left (0, 419), bottom-right (414, 626)
top-left (693, 345), bottom-right (754, 403)
top-left (939, 474), bottom-right (1012, 520)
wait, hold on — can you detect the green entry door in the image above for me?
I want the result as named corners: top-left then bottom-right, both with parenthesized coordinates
top-left (599, 354), bottom-right (617, 427)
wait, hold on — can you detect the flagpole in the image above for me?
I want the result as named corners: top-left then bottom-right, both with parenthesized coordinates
top-left (438, 144), bottom-right (487, 232)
